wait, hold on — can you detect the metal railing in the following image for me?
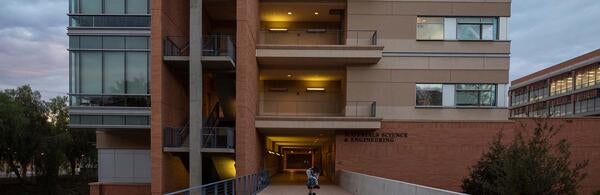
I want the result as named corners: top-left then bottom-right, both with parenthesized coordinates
top-left (69, 94), bottom-right (151, 107)
top-left (258, 100), bottom-right (377, 117)
top-left (164, 35), bottom-right (235, 61)
top-left (164, 170), bottom-right (270, 195)
top-left (346, 101), bottom-right (377, 117)
top-left (164, 122), bottom-right (189, 147)
top-left (202, 127), bottom-right (235, 149)
top-left (259, 29), bottom-right (377, 46)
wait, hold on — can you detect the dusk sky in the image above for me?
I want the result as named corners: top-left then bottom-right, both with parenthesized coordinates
top-left (0, 0), bottom-right (599, 98)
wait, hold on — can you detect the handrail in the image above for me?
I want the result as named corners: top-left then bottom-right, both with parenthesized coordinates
top-left (259, 29), bottom-right (378, 46)
top-left (164, 35), bottom-right (236, 61)
top-left (258, 100), bottom-right (377, 117)
top-left (164, 170), bottom-right (270, 195)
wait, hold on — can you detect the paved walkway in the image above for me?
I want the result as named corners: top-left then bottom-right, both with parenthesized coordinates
top-left (258, 171), bottom-right (351, 195)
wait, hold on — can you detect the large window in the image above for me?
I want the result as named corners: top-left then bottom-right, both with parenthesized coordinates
top-left (416, 17), bottom-right (444, 40)
top-left (550, 74), bottom-right (573, 96)
top-left (575, 64), bottom-right (600, 89)
top-left (70, 0), bottom-right (150, 14)
top-left (70, 35), bottom-right (150, 107)
top-left (457, 17), bottom-right (498, 40)
top-left (455, 84), bottom-right (497, 106)
top-left (416, 84), bottom-right (443, 106)
top-left (511, 87), bottom-right (528, 106)
top-left (70, 15), bottom-right (151, 28)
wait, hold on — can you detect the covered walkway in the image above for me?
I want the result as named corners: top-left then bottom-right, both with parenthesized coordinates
top-left (258, 171), bottom-right (351, 195)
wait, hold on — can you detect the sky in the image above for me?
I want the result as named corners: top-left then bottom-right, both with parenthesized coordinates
top-left (0, 0), bottom-right (599, 99)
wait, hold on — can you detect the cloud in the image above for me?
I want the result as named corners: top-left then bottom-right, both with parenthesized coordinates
top-left (510, 0), bottom-right (600, 81)
top-left (0, 0), bottom-right (68, 99)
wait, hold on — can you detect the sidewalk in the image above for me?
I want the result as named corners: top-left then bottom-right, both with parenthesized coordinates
top-left (258, 171), bottom-right (351, 195)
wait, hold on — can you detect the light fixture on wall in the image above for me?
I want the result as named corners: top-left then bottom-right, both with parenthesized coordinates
top-left (306, 87), bottom-right (326, 92)
top-left (268, 28), bottom-right (288, 32)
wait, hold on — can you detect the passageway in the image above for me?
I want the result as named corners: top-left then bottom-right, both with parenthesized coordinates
top-left (258, 171), bottom-right (351, 195)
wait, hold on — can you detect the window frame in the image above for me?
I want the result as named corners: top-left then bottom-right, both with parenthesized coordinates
top-left (455, 84), bottom-right (498, 107)
top-left (415, 83), bottom-right (444, 107)
top-left (416, 17), bottom-right (445, 40)
top-left (456, 17), bottom-right (499, 41)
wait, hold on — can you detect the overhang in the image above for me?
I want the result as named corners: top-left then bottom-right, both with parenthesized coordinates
top-left (256, 44), bottom-right (383, 66)
top-left (255, 116), bottom-right (381, 130)
top-left (163, 56), bottom-right (235, 71)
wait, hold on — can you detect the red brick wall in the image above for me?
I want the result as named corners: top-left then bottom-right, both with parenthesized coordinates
top-left (89, 183), bottom-right (151, 195)
top-left (336, 119), bottom-right (600, 194)
top-left (235, 0), bottom-right (263, 176)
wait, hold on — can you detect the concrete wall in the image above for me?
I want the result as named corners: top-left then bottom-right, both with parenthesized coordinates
top-left (259, 80), bottom-right (343, 116)
top-left (335, 118), bottom-right (600, 194)
top-left (339, 170), bottom-right (466, 195)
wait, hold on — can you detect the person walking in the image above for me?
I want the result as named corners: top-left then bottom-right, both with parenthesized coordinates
top-left (306, 166), bottom-right (321, 195)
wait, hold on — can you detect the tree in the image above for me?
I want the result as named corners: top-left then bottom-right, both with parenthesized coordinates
top-left (462, 118), bottom-right (588, 195)
top-left (0, 92), bottom-right (28, 179)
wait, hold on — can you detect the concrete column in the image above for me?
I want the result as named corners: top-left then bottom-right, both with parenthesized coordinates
top-left (189, 0), bottom-right (203, 188)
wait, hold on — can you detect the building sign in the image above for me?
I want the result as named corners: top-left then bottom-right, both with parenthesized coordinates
top-left (343, 131), bottom-right (408, 143)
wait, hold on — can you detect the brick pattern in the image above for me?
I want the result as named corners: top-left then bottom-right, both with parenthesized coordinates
top-left (336, 119), bottom-right (600, 194)
top-left (512, 49), bottom-right (600, 85)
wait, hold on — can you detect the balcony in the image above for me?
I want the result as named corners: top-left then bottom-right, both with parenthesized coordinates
top-left (163, 35), bottom-right (235, 71)
top-left (163, 126), bottom-right (235, 153)
top-left (256, 100), bottom-right (381, 130)
top-left (257, 29), bottom-right (383, 66)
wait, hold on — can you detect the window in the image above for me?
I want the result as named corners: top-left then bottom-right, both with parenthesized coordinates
top-left (126, 0), bottom-right (149, 14)
top-left (104, 52), bottom-right (125, 93)
top-left (416, 84), bottom-right (443, 106)
top-left (80, 52), bottom-right (102, 94)
top-left (575, 65), bottom-right (599, 89)
top-left (80, 0), bottom-right (102, 14)
top-left (457, 18), bottom-right (498, 40)
top-left (416, 17), bottom-right (444, 40)
top-left (455, 84), bottom-right (497, 106)
top-left (125, 52), bottom-right (148, 94)
top-left (71, 0), bottom-right (149, 14)
top-left (105, 0), bottom-right (125, 14)
top-left (69, 35), bottom-right (150, 107)
top-left (550, 74), bottom-right (573, 96)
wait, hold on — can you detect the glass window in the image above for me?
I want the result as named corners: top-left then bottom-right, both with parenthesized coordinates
top-left (126, 52), bottom-right (148, 94)
top-left (81, 115), bottom-right (102, 125)
top-left (105, 0), bottom-right (125, 14)
top-left (70, 0), bottom-right (79, 13)
top-left (126, 116), bottom-right (149, 125)
top-left (416, 84), bottom-right (443, 106)
top-left (126, 37), bottom-right (149, 49)
top-left (70, 36), bottom-right (80, 48)
top-left (126, 0), bottom-right (149, 14)
top-left (104, 52), bottom-right (125, 93)
top-left (80, 36), bottom-right (102, 49)
top-left (103, 36), bottom-right (125, 49)
top-left (456, 84), bottom-right (497, 106)
top-left (70, 16), bottom-right (94, 27)
top-left (416, 17), bottom-right (444, 40)
top-left (80, 0), bottom-right (102, 14)
top-left (104, 115), bottom-right (125, 125)
top-left (457, 17), bottom-right (498, 40)
top-left (80, 52), bottom-right (102, 94)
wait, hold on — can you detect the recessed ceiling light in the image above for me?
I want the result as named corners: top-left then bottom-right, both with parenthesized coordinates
top-left (287, 74), bottom-right (292, 78)
top-left (287, 12), bottom-right (293, 15)
top-left (314, 11), bottom-right (319, 15)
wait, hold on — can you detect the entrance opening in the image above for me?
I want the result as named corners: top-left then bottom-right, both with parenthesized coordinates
top-left (262, 131), bottom-right (337, 185)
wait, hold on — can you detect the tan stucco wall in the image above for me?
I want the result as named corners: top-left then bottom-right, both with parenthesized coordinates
top-left (344, 0), bottom-right (511, 121)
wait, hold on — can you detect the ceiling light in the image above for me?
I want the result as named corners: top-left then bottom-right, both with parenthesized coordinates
top-left (287, 74), bottom-right (292, 78)
top-left (269, 28), bottom-right (288, 32)
top-left (314, 11), bottom-right (319, 15)
top-left (287, 12), bottom-right (293, 15)
top-left (306, 88), bottom-right (326, 92)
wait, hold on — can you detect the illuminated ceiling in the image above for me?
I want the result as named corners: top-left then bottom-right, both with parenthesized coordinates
top-left (260, 2), bottom-right (345, 22)
top-left (260, 69), bottom-right (344, 81)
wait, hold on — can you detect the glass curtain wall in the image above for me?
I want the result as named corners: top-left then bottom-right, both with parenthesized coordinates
top-left (69, 35), bottom-right (150, 107)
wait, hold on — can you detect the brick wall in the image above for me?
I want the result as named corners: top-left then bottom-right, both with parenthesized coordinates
top-left (336, 118), bottom-right (600, 194)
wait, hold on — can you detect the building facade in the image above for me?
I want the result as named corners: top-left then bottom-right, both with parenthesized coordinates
top-left (510, 49), bottom-right (600, 118)
top-left (66, 0), bottom-right (600, 194)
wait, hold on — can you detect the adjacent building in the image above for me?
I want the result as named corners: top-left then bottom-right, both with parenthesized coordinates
top-left (510, 49), bottom-right (600, 118)
top-left (67, 0), bottom-right (599, 195)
